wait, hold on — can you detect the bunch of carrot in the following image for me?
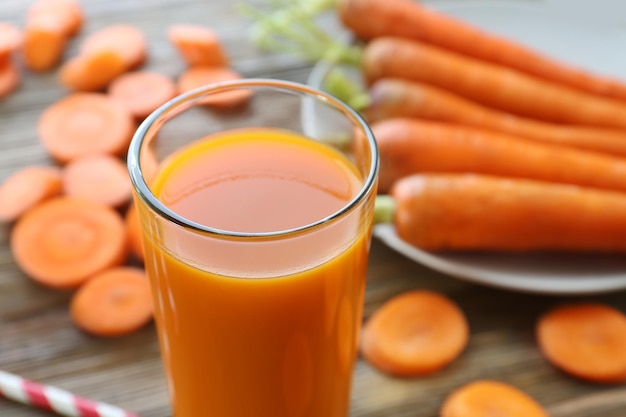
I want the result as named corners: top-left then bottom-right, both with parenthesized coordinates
top-left (333, 0), bottom-right (626, 411)
top-left (0, 0), bottom-right (251, 338)
top-left (325, 0), bottom-right (626, 255)
top-left (245, 0), bottom-right (626, 254)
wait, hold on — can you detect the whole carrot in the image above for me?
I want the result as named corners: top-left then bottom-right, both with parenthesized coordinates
top-left (367, 79), bottom-right (626, 158)
top-left (338, 0), bottom-right (626, 101)
top-left (363, 37), bottom-right (626, 129)
top-left (373, 118), bottom-right (626, 194)
top-left (377, 173), bottom-right (626, 252)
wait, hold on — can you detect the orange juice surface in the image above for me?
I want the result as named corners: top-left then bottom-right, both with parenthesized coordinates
top-left (143, 128), bottom-right (373, 417)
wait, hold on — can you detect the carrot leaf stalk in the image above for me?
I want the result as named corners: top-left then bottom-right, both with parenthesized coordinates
top-left (239, 0), bottom-right (361, 66)
top-left (373, 195), bottom-right (395, 225)
top-left (324, 68), bottom-right (370, 111)
top-left (277, 0), bottom-right (339, 14)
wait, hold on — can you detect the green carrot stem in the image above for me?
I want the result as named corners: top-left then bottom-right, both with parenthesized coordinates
top-left (239, 0), bottom-right (362, 66)
top-left (324, 68), bottom-right (370, 111)
top-left (374, 195), bottom-right (396, 225)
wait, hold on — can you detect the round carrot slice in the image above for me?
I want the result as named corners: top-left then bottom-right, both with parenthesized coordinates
top-left (537, 303), bottom-right (626, 383)
top-left (38, 92), bottom-right (135, 163)
top-left (63, 154), bottom-right (133, 208)
top-left (361, 290), bottom-right (469, 376)
top-left (59, 49), bottom-right (127, 91)
top-left (125, 204), bottom-right (144, 262)
top-left (177, 66), bottom-right (252, 109)
top-left (0, 166), bottom-right (62, 223)
top-left (167, 24), bottom-right (229, 67)
top-left (70, 266), bottom-right (153, 337)
top-left (440, 380), bottom-right (549, 417)
top-left (108, 71), bottom-right (177, 119)
top-left (10, 197), bottom-right (127, 289)
top-left (0, 61), bottom-right (20, 99)
top-left (80, 24), bottom-right (147, 70)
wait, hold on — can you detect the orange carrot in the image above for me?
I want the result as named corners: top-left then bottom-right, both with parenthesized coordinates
top-left (22, 14), bottom-right (68, 72)
top-left (0, 166), bottom-right (63, 223)
top-left (367, 78), bottom-right (626, 158)
top-left (537, 303), bottom-right (626, 384)
top-left (108, 71), bottom-right (177, 119)
top-left (167, 24), bottom-right (229, 67)
top-left (37, 93), bottom-right (135, 163)
top-left (0, 22), bottom-right (23, 64)
top-left (63, 154), bottom-right (133, 208)
top-left (27, 0), bottom-right (83, 37)
top-left (361, 290), bottom-right (469, 376)
top-left (378, 173), bottom-right (626, 252)
top-left (125, 204), bottom-right (144, 262)
top-left (0, 61), bottom-right (20, 99)
top-left (440, 380), bottom-right (549, 417)
top-left (10, 197), bottom-right (127, 289)
top-left (372, 118), bottom-right (626, 194)
top-left (59, 49), bottom-right (128, 91)
top-left (339, 0), bottom-right (626, 101)
top-left (70, 266), bottom-right (153, 337)
top-left (177, 66), bottom-right (252, 109)
top-left (80, 24), bottom-right (147, 70)
top-left (363, 37), bottom-right (626, 129)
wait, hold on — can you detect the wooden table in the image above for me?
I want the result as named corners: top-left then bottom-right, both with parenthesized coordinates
top-left (2, 1), bottom-right (626, 416)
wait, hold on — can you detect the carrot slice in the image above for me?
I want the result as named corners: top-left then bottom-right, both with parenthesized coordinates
top-left (167, 24), bottom-right (229, 67)
top-left (125, 204), bottom-right (144, 262)
top-left (0, 61), bottom-right (20, 99)
top-left (536, 303), bottom-right (626, 383)
top-left (360, 290), bottom-right (469, 376)
top-left (63, 154), bottom-right (133, 208)
top-left (80, 24), bottom-right (147, 70)
top-left (0, 166), bottom-right (63, 223)
top-left (177, 66), bottom-right (252, 109)
top-left (10, 197), bottom-right (127, 289)
top-left (440, 380), bottom-right (549, 417)
top-left (59, 49), bottom-right (128, 91)
top-left (0, 22), bottom-right (23, 64)
top-left (27, 0), bottom-right (83, 37)
top-left (38, 93), bottom-right (135, 163)
top-left (22, 14), bottom-right (68, 72)
top-left (108, 71), bottom-right (177, 119)
top-left (70, 266), bottom-right (153, 337)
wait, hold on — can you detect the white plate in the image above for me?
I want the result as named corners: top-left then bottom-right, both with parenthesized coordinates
top-left (306, 1), bottom-right (626, 295)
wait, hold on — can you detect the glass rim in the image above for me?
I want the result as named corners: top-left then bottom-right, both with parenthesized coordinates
top-left (127, 78), bottom-right (379, 239)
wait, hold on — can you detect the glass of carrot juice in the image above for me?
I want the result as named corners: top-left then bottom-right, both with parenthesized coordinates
top-left (127, 79), bottom-right (379, 417)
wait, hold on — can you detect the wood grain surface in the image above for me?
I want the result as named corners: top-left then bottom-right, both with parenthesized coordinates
top-left (1, 1), bottom-right (626, 416)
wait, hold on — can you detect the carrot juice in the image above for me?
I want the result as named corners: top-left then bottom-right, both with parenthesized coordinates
top-left (140, 127), bottom-right (376, 417)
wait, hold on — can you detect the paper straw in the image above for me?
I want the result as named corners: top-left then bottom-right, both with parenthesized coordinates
top-left (0, 370), bottom-right (139, 417)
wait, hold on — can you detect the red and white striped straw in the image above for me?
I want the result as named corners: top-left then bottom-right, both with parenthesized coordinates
top-left (0, 370), bottom-right (139, 417)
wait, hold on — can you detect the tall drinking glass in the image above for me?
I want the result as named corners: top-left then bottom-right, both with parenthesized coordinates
top-left (128, 79), bottom-right (379, 417)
